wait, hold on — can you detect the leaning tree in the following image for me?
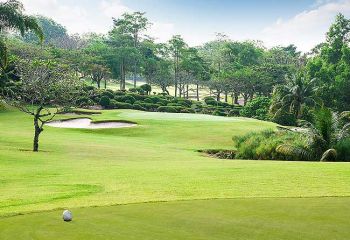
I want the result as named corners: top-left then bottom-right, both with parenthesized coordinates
top-left (2, 59), bottom-right (83, 152)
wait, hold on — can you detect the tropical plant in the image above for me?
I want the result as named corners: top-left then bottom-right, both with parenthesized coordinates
top-left (270, 74), bottom-right (320, 120)
top-left (0, 0), bottom-right (43, 81)
top-left (277, 108), bottom-right (350, 161)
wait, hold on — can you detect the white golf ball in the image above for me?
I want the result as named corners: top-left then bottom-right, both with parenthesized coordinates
top-left (63, 210), bottom-right (73, 222)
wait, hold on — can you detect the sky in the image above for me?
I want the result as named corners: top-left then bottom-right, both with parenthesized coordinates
top-left (18, 0), bottom-right (350, 52)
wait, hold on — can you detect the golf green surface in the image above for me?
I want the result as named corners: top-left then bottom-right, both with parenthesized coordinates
top-left (0, 108), bottom-right (349, 239)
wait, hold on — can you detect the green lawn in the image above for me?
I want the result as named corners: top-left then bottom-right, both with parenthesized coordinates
top-left (0, 108), bottom-right (350, 239)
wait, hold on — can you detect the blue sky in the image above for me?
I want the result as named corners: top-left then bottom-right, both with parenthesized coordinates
top-left (21, 0), bottom-right (350, 51)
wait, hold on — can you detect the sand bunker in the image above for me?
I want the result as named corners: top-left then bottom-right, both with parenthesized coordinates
top-left (46, 118), bottom-right (136, 129)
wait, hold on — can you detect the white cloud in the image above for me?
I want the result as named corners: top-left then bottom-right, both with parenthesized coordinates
top-left (19, 0), bottom-right (175, 41)
top-left (100, 0), bottom-right (131, 19)
top-left (148, 21), bottom-right (175, 43)
top-left (260, 0), bottom-right (350, 52)
top-left (20, 0), bottom-right (133, 34)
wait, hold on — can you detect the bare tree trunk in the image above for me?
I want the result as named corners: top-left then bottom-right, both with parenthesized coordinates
top-left (196, 84), bottom-right (199, 101)
top-left (243, 94), bottom-right (249, 106)
top-left (33, 115), bottom-right (43, 152)
top-left (120, 61), bottom-right (126, 91)
top-left (225, 91), bottom-right (228, 103)
top-left (133, 64), bottom-right (137, 88)
top-left (216, 91), bottom-right (221, 102)
top-left (234, 92), bottom-right (239, 105)
top-left (104, 79), bottom-right (107, 89)
top-left (186, 85), bottom-right (189, 99)
top-left (162, 86), bottom-right (170, 95)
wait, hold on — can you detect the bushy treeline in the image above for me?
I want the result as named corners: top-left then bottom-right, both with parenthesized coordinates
top-left (76, 86), bottom-right (242, 117)
top-left (1, 2), bottom-right (350, 128)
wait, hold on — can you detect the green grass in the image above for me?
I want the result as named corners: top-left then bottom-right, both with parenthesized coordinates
top-left (0, 108), bottom-right (350, 239)
top-left (1, 198), bottom-right (349, 240)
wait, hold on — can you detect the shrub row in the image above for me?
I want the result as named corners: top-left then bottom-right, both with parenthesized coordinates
top-left (77, 88), bottom-right (242, 117)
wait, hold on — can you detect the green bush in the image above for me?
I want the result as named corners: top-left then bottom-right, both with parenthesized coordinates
top-left (83, 86), bottom-right (95, 91)
top-left (115, 95), bottom-right (136, 104)
top-left (204, 97), bottom-right (218, 106)
top-left (101, 91), bottom-right (114, 99)
top-left (240, 97), bottom-right (271, 120)
top-left (213, 109), bottom-right (227, 116)
top-left (114, 102), bottom-right (133, 109)
top-left (129, 88), bottom-right (138, 93)
top-left (233, 130), bottom-right (309, 161)
top-left (99, 96), bottom-right (110, 108)
top-left (140, 84), bottom-right (152, 95)
top-left (76, 97), bottom-right (92, 107)
top-left (335, 138), bottom-right (350, 162)
top-left (180, 108), bottom-right (195, 113)
top-left (128, 93), bottom-right (147, 101)
top-left (229, 108), bottom-right (241, 117)
top-left (133, 104), bottom-right (146, 111)
top-left (115, 91), bottom-right (126, 96)
top-left (176, 99), bottom-right (193, 108)
top-left (0, 101), bottom-right (7, 112)
top-left (272, 111), bottom-right (297, 126)
top-left (157, 106), bottom-right (178, 113)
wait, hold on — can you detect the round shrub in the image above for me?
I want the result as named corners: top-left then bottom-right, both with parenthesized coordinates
top-left (229, 108), bottom-right (241, 117)
top-left (140, 84), bottom-right (152, 95)
top-left (76, 97), bottom-right (92, 107)
top-left (83, 86), bottom-right (95, 91)
top-left (158, 106), bottom-right (178, 113)
top-left (115, 95), bottom-right (136, 104)
top-left (240, 97), bottom-right (271, 121)
top-left (133, 104), bottom-right (146, 111)
top-left (272, 111), bottom-right (297, 126)
top-left (204, 97), bottom-right (218, 106)
top-left (213, 109), bottom-right (227, 116)
top-left (101, 91), bottom-right (114, 99)
top-left (99, 96), bottom-right (110, 108)
top-left (115, 91), bottom-right (126, 96)
top-left (180, 108), bottom-right (195, 113)
top-left (176, 99), bottom-right (192, 108)
top-left (114, 102), bottom-right (133, 109)
top-left (335, 138), bottom-right (350, 162)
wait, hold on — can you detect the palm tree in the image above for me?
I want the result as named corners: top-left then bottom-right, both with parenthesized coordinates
top-left (277, 108), bottom-right (350, 161)
top-left (0, 0), bottom-right (43, 78)
top-left (270, 74), bottom-right (321, 120)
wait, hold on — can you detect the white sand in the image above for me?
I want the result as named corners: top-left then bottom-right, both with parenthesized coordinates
top-left (46, 118), bottom-right (136, 129)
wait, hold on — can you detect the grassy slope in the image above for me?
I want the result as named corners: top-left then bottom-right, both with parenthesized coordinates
top-left (0, 108), bottom-right (350, 238)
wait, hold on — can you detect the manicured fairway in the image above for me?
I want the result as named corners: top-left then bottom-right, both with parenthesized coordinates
top-left (0, 108), bottom-right (350, 239)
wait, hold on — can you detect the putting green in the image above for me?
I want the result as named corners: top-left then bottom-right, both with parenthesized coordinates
top-left (1, 198), bottom-right (349, 240)
top-left (0, 108), bottom-right (350, 238)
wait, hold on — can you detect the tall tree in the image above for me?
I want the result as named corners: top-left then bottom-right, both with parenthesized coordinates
top-left (113, 12), bottom-right (150, 88)
top-left (168, 35), bottom-right (187, 97)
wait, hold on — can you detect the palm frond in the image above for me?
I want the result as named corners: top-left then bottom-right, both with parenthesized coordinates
top-left (320, 149), bottom-right (337, 162)
top-left (340, 111), bottom-right (350, 120)
top-left (276, 144), bottom-right (312, 161)
top-left (338, 123), bottom-right (350, 141)
top-left (22, 15), bottom-right (43, 42)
